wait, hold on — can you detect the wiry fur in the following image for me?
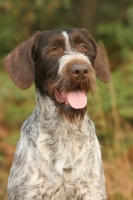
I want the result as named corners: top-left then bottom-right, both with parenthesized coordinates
top-left (8, 92), bottom-right (106, 200)
top-left (4, 29), bottom-right (111, 200)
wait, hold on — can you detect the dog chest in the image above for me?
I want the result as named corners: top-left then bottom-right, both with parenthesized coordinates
top-left (37, 115), bottom-right (96, 180)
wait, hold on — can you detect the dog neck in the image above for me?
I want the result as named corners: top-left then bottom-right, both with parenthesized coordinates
top-left (35, 89), bottom-right (87, 126)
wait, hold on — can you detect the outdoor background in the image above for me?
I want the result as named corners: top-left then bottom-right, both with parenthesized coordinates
top-left (0, 0), bottom-right (133, 199)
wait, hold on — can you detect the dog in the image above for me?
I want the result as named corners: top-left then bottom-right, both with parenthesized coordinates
top-left (4, 28), bottom-right (110, 200)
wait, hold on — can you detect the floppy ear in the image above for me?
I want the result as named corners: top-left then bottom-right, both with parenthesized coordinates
top-left (3, 34), bottom-right (38, 89)
top-left (89, 36), bottom-right (111, 83)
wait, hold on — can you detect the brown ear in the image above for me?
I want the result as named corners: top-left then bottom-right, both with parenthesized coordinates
top-left (89, 36), bottom-right (111, 83)
top-left (3, 34), bottom-right (38, 89)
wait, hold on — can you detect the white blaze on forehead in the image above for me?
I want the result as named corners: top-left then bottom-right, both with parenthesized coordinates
top-left (62, 31), bottom-right (71, 51)
top-left (58, 52), bottom-right (91, 74)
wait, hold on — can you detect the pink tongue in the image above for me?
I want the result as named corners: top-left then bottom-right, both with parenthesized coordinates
top-left (67, 91), bottom-right (87, 109)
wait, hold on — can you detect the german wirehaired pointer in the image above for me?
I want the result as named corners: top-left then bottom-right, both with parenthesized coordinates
top-left (4, 28), bottom-right (110, 200)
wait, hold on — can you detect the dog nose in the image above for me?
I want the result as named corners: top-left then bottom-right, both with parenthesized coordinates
top-left (70, 64), bottom-right (89, 79)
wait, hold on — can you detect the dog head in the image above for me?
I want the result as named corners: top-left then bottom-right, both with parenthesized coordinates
top-left (4, 29), bottom-right (110, 117)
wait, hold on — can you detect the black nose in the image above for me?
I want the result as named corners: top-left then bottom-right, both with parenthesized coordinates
top-left (70, 64), bottom-right (89, 79)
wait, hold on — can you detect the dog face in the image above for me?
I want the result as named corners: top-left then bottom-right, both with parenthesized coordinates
top-left (4, 29), bottom-right (110, 116)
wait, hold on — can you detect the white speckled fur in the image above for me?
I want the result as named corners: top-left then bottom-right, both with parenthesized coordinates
top-left (8, 90), bottom-right (107, 200)
top-left (58, 51), bottom-right (92, 75)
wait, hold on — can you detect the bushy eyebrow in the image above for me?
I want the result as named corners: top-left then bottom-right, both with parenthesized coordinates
top-left (41, 35), bottom-right (66, 56)
top-left (48, 35), bottom-right (65, 46)
top-left (70, 32), bottom-right (89, 44)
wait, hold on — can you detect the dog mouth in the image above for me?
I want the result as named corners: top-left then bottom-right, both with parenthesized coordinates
top-left (53, 88), bottom-right (87, 109)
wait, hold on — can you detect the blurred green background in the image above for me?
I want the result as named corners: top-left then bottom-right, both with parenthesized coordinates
top-left (0, 0), bottom-right (133, 199)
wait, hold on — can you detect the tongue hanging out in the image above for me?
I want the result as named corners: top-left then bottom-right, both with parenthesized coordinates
top-left (66, 90), bottom-right (87, 109)
top-left (54, 89), bottom-right (87, 109)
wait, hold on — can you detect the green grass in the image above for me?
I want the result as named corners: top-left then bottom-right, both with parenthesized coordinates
top-left (4, 131), bottom-right (20, 145)
top-left (0, 68), bottom-right (35, 127)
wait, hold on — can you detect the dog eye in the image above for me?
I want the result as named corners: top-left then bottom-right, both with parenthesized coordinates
top-left (51, 47), bottom-right (58, 52)
top-left (80, 44), bottom-right (87, 51)
top-left (50, 46), bottom-right (64, 55)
